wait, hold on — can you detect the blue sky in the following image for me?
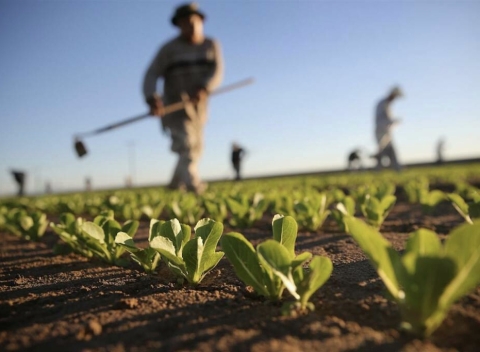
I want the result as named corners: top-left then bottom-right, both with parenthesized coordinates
top-left (0, 0), bottom-right (479, 196)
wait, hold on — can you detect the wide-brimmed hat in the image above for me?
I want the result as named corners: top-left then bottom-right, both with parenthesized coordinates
top-left (390, 86), bottom-right (404, 98)
top-left (171, 3), bottom-right (206, 26)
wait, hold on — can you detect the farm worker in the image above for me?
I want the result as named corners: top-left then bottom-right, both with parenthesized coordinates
top-left (231, 142), bottom-right (245, 181)
top-left (143, 3), bottom-right (224, 194)
top-left (373, 86), bottom-right (403, 171)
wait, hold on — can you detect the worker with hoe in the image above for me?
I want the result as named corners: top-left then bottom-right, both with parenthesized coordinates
top-left (372, 86), bottom-right (403, 171)
top-left (143, 3), bottom-right (224, 194)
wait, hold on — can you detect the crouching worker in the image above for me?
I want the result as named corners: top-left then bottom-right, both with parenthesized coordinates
top-left (143, 3), bottom-right (224, 194)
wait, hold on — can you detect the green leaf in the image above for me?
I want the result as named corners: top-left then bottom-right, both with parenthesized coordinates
top-left (150, 236), bottom-right (185, 268)
top-left (122, 220), bottom-right (139, 238)
top-left (404, 229), bottom-right (442, 257)
top-left (82, 222), bottom-right (105, 244)
top-left (183, 237), bottom-right (204, 284)
top-left (257, 240), bottom-right (296, 299)
top-left (447, 193), bottom-right (469, 216)
top-left (296, 256), bottom-right (333, 309)
top-left (221, 232), bottom-right (268, 296)
top-left (114, 231), bottom-right (139, 252)
top-left (344, 216), bottom-right (403, 299)
top-left (400, 254), bottom-right (456, 336)
top-left (441, 222), bottom-right (480, 309)
top-left (272, 214), bottom-right (298, 258)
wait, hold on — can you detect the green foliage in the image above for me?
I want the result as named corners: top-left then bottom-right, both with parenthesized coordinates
top-left (331, 196), bottom-right (356, 231)
top-left (166, 194), bottom-right (205, 225)
top-left (203, 198), bottom-right (228, 223)
top-left (50, 210), bottom-right (139, 266)
top-left (420, 190), bottom-right (446, 215)
top-left (115, 219), bottom-right (163, 273)
top-left (343, 215), bottom-right (480, 337)
top-left (292, 193), bottom-right (331, 231)
top-left (403, 178), bottom-right (429, 204)
top-left (149, 218), bottom-right (224, 285)
top-left (2, 208), bottom-right (48, 241)
top-left (447, 193), bottom-right (480, 224)
top-left (359, 194), bottom-right (396, 229)
top-left (226, 193), bottom-right (268, 228)
top-left (221, 215), bottom-right (332, 311)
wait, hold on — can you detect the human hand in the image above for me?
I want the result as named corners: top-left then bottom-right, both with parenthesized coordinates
top-left (191, 87), bottom-right (208, 105)
top-left (147, 96), bottom-right (165, 117)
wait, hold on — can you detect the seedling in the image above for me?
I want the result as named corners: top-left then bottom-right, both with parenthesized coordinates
top-left (221, 215), bottom-right (332, 311)
top-left (3, 208), bottom-right (48, 241)
top-left (446, 193), bottom-right (480, 224)
top-left (359, 194), bottom-right (396, 229)
top-left (150, 218), bottom-right (224, 285)
top-left (115, 219), bottom-right (164, 273)
top-left (51, 211), bottom-right (138, 266)
top-left (342, 214), bottom-right (480, 337)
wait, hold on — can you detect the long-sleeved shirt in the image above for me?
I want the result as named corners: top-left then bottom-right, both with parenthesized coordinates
top-left (143, 36), bottom-right (223, 129)
top-left (375, 97), bottom-right (398, 146)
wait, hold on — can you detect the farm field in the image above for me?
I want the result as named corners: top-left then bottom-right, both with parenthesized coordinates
top-left (1, 164), bottom-right (480, 351)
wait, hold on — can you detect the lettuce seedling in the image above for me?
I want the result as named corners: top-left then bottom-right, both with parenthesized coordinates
top-left (50, 213), bottom-right (94, 257)
top-left (331, 196), bottom-right (356, 231)
top-left (342, 215), bottom-right (480, 337)
top-left (293, 193), bottom-right (331, 231)
top-left (221, 215), bottom-right (332, 310)
top-left (150, 218), bottom-right (224, 285)
top-left (447, 193), bottom-right (480, 224)
top-left (226, 193), bottom-right (268, 228)
top-left (166, 194), bottom-right (205, 225)
top-left (420, 190), bottom-right (446, 215)
top-left (3, 208), bottom-right (48, 241)
top-left (141, 201), bottom-right (165, 220)
top-left (51, 211), bottom-right (138, 266)
top-left (203, 198), bottom-right (228, 223)
top-left (115, 219), bottom-right (164, 273)
top-left (359, 194), bottom-right (396, 229)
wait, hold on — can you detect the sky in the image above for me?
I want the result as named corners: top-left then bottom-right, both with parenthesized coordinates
top-left (0, 0), bottom-right (479, 196)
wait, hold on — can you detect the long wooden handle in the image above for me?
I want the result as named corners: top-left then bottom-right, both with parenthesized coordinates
top-left (76, 77), bottom-right (254, 138)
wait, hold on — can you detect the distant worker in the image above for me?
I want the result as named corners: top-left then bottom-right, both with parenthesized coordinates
top-left (372, 86), bottom-right (403, 171)
top-left (143, 3), bottom-right (224, 194)
top-left (231, 143), bottom-right (245, 180)
top-left (11, 170), bottom-right (26, 196)
top-left (347, 149), bottom-right (362, 170)
top-left (85, 177), bottom-right (92, 191)
top-left (436, 137), bottom-right (445, 164)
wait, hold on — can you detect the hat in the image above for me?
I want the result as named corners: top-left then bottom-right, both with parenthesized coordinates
top-left (171, 3), bottom-right (206, 26)
top-left (390, 86), bottom-right (404, 97)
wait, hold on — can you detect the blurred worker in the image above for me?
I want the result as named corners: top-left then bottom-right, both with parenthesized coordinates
top-left (143, 3), bottom-right (224, 194)
top-left (347, 149), bottom-right (362, 170)
top-left (231, 143), bottom-right (245, 180)
top-left (372, 86), bottom-right (403, 171)
top-left (11, 170), bottom-right (26, 196)
top-left (436, 137), bottom-right (445, 164)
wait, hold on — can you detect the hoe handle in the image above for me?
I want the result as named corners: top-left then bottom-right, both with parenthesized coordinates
top-left (77, 77), bottom-right (254, 138)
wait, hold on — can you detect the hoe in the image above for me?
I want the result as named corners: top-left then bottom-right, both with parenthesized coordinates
top-left (74, 78), bottom-right (254, 158)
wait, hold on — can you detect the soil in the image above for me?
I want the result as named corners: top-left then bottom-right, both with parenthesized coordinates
top-left (1, 199), bottom-right (479, 352)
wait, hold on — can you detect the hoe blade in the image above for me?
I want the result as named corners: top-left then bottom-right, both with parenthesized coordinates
top-left (74, 139), bottom-right (87, 158)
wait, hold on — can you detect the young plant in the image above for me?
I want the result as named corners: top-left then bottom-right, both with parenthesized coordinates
top-left (342, 214), bottom-right (480, 337)
top-left (114, 219), bottom-right (163, 273)
top-left (150, 218), bottom-right (224, 285)
top-left (221, 215), bottom-right (332, 311)
top-left (166, 194), bottom-right (205, 225)
top-left (203, 198), bottom-right (228, 223)
top-left (446, 193), bottom-right (480, 224)
top-left (331, 196), bottom-right (356, 231)
top-left (293, 192), bottom-right (331, 231)
top-left (359, 194), bottom-right (396, 229)
top-left (3, 208), bottom-right (48, 241)
top-left (420, 190), bottom-right (446, 215)
top-left (50, 211), bottom-right (139, 266)
top-left (226, 193), bottom-right (268, 228)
